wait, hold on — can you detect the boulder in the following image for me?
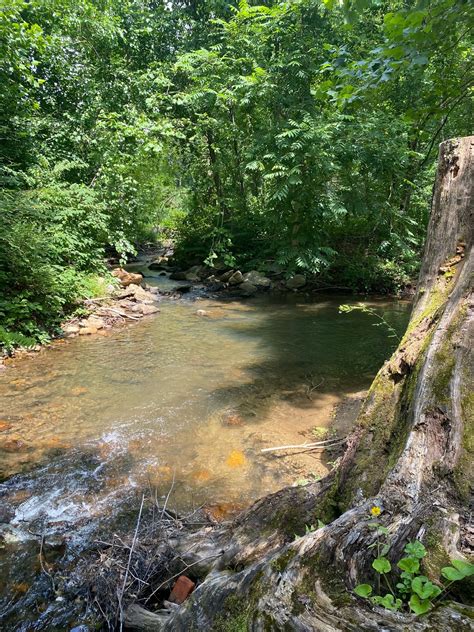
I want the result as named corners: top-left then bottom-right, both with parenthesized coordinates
top-left (239, 281), bottom-right (257, 296)
top-left (286, 274), bottom-right (306, 289)
top-left (229, 270), bottom-right (244, 285)
top-left (111, 268), bottom-right (143, 287)
top-left (242, 270), bottom-right (271, 287)
top-left (148, 262), bottom-right (166, 271)
top-left (148, 256), bottom-right (168, 270)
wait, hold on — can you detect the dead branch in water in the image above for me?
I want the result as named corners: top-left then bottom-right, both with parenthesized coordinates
top-left (261, 438), bottom-right (346, 453)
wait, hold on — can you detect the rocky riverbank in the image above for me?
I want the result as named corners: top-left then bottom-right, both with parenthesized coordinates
top-left (0, 268), bottom-right (162, 370)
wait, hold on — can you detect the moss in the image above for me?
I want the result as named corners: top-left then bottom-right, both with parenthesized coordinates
top-left (453, 383), bottom-right (474, 501)
top-left (262, 488), bottom-right (318, 538)
top-left (270, 548), bottom-right (298, 573)
top-left (423, 523), bottom-right (451, 579)
top-left (297, 549), bottom-right (351, 608)
top-left (212, 573), bottom-right (265, 632)
top-left (402, 281), bottom-right (449, 341)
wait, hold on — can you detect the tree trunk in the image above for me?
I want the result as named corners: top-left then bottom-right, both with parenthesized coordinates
top-left (125, 136), bottom-right (474, 631)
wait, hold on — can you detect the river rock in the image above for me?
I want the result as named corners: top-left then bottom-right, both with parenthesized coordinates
top-left (2, 437), bottom-right (29, 452)
top-left (229, 270), bottom-right (244, 285)
top-left (111, 268), bottom-right (143, 287)
top-left (63, 324), bottom-right (80, 335)
top-left (239, 281), bottom-right (257, 296)
top-left (79, 326), bottom-right (98, 335)
top-left (286, 274), bottom-right (306, 289)
top-left (130, 285), bottom-right (155, 304)
top-left (219, 269), bottom-right (234, 283)
top-left (86, 316), bottom-right (104, 330)
top-left (242, 270), bottom-right (271, 287)
top-left (170, 271), bottom-right (187, 281)
top-left (131, 304), bottom-right (160, 315)
top-left (148, 256), bottom-right (168, 270)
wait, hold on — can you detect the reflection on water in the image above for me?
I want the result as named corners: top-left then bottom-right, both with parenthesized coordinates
top-left (0, 292), bottom-right (410, 624)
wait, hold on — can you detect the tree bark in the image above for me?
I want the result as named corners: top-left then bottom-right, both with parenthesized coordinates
top-left (125, 136), bottom-right (474, 631)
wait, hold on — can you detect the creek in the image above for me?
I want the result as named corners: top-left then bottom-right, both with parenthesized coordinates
top-left (0, 279), bottom-right (410, 629)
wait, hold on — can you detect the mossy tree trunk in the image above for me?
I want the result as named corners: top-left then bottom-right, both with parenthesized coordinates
top-left (126, 137), bottom-right (473, 631)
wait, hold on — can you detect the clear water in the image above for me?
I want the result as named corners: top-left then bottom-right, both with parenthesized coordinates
top-left (0, 289), bottom-right (410, 624)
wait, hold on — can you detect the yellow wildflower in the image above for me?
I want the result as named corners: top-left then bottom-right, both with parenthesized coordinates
top-left (370, 506), bottom-right (381, 517)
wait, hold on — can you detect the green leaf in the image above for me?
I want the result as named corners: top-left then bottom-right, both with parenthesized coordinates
top-left (372, 557), bottom-right (391, 574)
top-left (450, 559), bottom-right (474, 577)
top-left (412, 576), bottom-right (442, 600)
top-left (441, 566), bottom-right (466, 581)
top-left (397, 557), bottom-right (420, 573)
top-left (354, 583), bottom-right (372, 598)
top-left (372, 593), bottom-right (402, 611)
top-left (409, 593), bottom-right (431, 615)
top-left (404, 541), bottom-right (427, 559)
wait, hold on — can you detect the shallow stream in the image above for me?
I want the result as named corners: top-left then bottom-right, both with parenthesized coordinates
top-left (0, 283), bottom-right (410, 628)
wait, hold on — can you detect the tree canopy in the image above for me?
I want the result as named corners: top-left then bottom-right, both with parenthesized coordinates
top-left (0, 0), bottom-right (472, 344)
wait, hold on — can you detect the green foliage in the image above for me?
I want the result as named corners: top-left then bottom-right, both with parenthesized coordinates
top-left (1, 0), bottom-right (472, 346)
top-left (354, 506), bottom-right (474, 615)
top-left (339, 303), bottom-right (401, 342)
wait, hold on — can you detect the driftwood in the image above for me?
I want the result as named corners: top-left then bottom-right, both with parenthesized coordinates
top-left (123, 137), bottom-right (474, 631)
top-left (261, 438), bottom-right (345, 453)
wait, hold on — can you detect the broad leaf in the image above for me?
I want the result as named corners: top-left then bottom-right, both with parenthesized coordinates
top-left (409, 593), bottom-right (431, 615)
top-left (404, 541), bottom-right (427, 559)
top-left (372, 557), bottom-right (391, 574)
top-left (354, 583), bottom-right (372, 598)
top-left (397, 557), bottom-right (419, 573)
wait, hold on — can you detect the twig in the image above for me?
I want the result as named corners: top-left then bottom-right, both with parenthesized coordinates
top-left (261, 438), bottom-right (345, 453)
top-left (161, 470), bottom-right (176, 522)
top-left (119, 494), bottom-right (145, 631)
top-left (97, 307), bottom-right (141, 320)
